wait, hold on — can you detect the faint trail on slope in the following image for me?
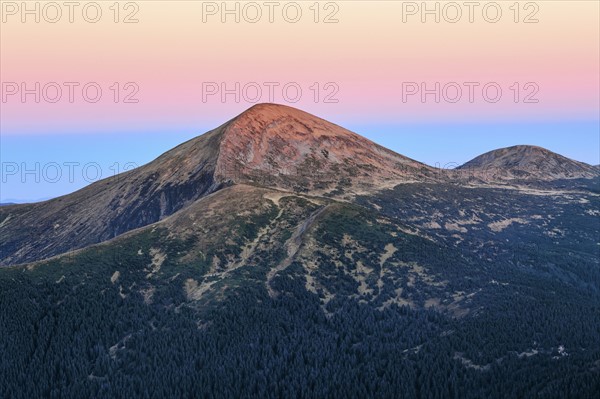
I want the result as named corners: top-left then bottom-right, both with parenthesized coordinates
top-left (266, 205), bottom-right (330, 298)
top-left (202, 205), bottom-right (286, 280)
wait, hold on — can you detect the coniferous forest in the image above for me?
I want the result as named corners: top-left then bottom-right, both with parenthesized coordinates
top-left (1, 181), bottom-right (599, 398)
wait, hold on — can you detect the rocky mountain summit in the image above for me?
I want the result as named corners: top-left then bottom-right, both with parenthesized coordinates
top-left (457, 145), bottom-right (598, 180)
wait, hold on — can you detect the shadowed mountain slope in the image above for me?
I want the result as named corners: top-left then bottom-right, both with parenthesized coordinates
top-left (0, 124), bottom-right (225, 266)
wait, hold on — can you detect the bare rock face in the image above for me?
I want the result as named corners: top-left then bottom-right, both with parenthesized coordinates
top-left (457, 145), bottom-right (599, 181)
top-left (215, 104), bottom-right (435, 195)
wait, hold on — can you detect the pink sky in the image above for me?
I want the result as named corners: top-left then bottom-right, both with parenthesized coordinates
top-left (1, 1), bottom-right (599, 134)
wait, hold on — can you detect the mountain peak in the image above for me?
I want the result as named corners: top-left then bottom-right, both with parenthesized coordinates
top-left (214, 104), bottom-right (433, 193)
top-left (227, 103), bottom-right (350, 140)
top-left (458, 145), bottom-right (598, 180)
top-left (228, 103), bottom-right (327, 133)
top-left (504, 144), bottom-right (547, 152)
top-left (239, 102), bottom-right (303, 115)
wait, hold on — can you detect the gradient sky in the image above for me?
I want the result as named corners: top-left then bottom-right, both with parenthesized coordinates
top-left (1, 1), bottom-right (599, 201)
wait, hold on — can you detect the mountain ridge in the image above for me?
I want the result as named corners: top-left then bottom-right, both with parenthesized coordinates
top-left (457, 144), bottom-right (598, 180)
top-left (1, 104), bottom-right (597, 267)
top-left (1, 103), bottom-right (436, 266)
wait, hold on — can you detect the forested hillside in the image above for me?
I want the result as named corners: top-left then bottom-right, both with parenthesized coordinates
top-left (1, 183), bottom-right (599, 398)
